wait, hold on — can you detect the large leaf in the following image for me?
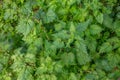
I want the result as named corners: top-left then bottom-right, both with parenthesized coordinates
top-left (85, 37), bottom-right (97, 53)
top-left (113, 20), bottom-right (120, 36)
top-left (89, 24), bottom-right (102, 35)
top-left (16, 19), bottom-right (34, 36)
top-left (76, 18), bottom-right (92, 33)
top-left (4, 9), bottom-right (15, 20)
top-left (75, 38), bottom-right (91, 65)
top-left (68, 73), bottom-right (77, 80)
top-left (103, 14), bottom-right (113, 29)
top-left (17, 67), bottom-right (34, 80)
top-left (61, 52), bottom-right (76, 66)
top-left (99, 42), bottom-right (112, 53)
top-left (96, 13), bottom-right (103, 24)
top-left (107, 53), bottom-right (120, 67)
top-left (43, 8), bottom-right (56, 23)
top-left (54, 21), bottom-right (66, 31)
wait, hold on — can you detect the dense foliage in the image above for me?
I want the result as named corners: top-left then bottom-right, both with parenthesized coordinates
top-left (0, 0), bottom-right (120, 80)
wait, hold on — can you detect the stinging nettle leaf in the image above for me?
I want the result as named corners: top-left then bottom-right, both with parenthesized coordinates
top-left (90, 24), bottom-right (102, 35)
top-left (76, 18), bottom-right (92, 33)
top-left (61, 52), bottom-right (76, 66)
top-left (0, 64), bottom-right (3, 73)
top-left (76, 51), bottom-right (91, 65)
top-left (103, 14), bottom-right (113, 29)
top-left (75, 39), bottom-right (91, 65)
top-left (1, 1), bottom-right (120, 79)
top-left (54, 21), bottom-right (66, 31)
top-left (99, 42), bottom-right (112, 53)
top-left (16, 19), bottom-right (34, 36)
top-left (45, 9), bottom-right (56, 23)
top-left (4, 9), bottom-right (15, 20)
top-left (86, 37), bottom-right (97, 53)
top-left (113, 20), bottom-right (120, 30)
top-left (107, 53), bottom-right (120, 67)
top-left (113, 20), bottom-right (120, 36)
top-left (68, 73), bottom-right (77, 80)
top-left (17, 67), bottom-right (34, 80)
top-left (116, 12), bottom-right (120, 19)
top-left (96, 13), bottom-right (103, 24)
top-left (70, 22), bottom-right (76, 33)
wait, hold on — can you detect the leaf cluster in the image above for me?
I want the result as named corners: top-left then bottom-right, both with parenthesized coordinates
top-left (0, 0), bottom-right (120, 80)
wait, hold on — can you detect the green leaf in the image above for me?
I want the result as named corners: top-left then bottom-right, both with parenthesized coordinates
top-left (35, 65), bottom-right (47, 75)
top-left (4, 9), bottom-right (11, 20)
top-left (53, 39), bottom-right (64, 49)
top-left (17, 67), bottom-right (34, 80)
top-left (113, 20), bottom-right (120, 36)
top-left (96, 13), bottom-right (103, 24)
top-left (67, 0), bottom-right (76, 6)
top-left (16, 19), bottom-right (34, 36)
top-left (0, 64), bottom-right (3, 73)
top-left (107, 53), bottom-right (120, 67)
top-left (4, 9), bottom-right (15, 20)
top-left (96, 69), bottom-right (106, 78)
top-left (33, 38), bottom-right (43, 48)
top-left (4, 76), bottom-right (11, 80)
top-left (85, 73), bottom-right (98, 80)
top-left (50, 74), bottom-right (57, 80)
top-left (54, 62), bottom-right (63, 73)
top-left (54, 21), bottom-right (66, 31)
top-left (96, 60), bottom-right (112, 71)
top-left (90, 24), bottom-right (102, 35)
top-left (86, 37), bottom-right (97, 53)
top-left (113, 20), bottom-right (120, 30)
top-left (70, 22), bottom-right (76, 33)
top-left (61, 52), bottom-right (76, 66)
top-left (76, 18), bottom-right (92, 32)
top-left (116, 6), bottom-right (120, 11)
top-left (116, 12), bottom-right (120, 19)
top-left (57, 7), bottom-right (68, 16)
top-left (76, 51), bottom-right (90, 65)
top-left (115, 28), bottom-right (120, 36)
top-left (99, 42), bottom-right (112, 53)
top-left (1, 1), bottom-right (120, 80)
top-left (107, 37), bottom-right (120, 49)
top-left (75, 38), bottom-right (91, 65)
top-left (20, 0), bottom-right (24, 3)
top-left (25, 53), bottom-right (36, 63)
top-left (68, 73), bottom-right (77, 80)
top-left (45, 9), bottom-right (56, 23)
top-left (101, 60), bottom-right (112, 71)
top-left (52, 30), bottom-right (70, 40)
top-left (103, 14), bottom-right (113, 28)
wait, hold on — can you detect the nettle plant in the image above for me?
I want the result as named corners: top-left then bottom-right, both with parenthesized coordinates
top-left (0, 0), bottom-right (120, 80)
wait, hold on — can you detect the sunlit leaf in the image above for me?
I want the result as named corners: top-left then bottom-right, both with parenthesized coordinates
top-left (16, 19), bottom-right (34, 36)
